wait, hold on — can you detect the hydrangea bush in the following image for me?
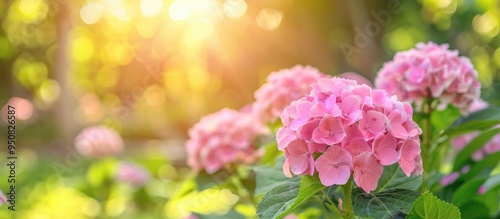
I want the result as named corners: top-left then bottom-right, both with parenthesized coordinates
top-left (177, 43), bottom-right (500, 219)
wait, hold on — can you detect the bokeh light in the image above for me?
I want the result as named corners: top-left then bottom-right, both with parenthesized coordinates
top-left (1, 0), bottom-right (500, 218)
top-left (256, 8), bottom-right (283, 31)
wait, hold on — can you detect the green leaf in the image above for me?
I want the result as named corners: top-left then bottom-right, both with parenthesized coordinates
top-left (473, 190), bottom-right (499, 216)
top-left (196, 169), bottom-right (233, 191)
top-left (451, 178), bottom-right (487, 207)
top-left (458, 151), bottom-right (500, 181)
top-left (196, 209), bottom-right (246, 219)
top-left (257, 175), bottom-right (324, 219)
top-left (376, 164), bottom-right (422, 192)
top-left (260, 142), bottom-right (282, 166)
top-left (86, 158), bottom-right (117, 187)
top-left (431, 105), bottom-right (461, 132)
top-left (443, 106), bottom-right (500, 137)
top-left (254, 156), bottom-right (289, 195)
top-left (406, 192), bottom-right (461, 219)
top-left (458, 201), bottom-right (489, 219)
top-left (352, 188), bottom-right (420, 219)
top-left (453, 127), bottom-right (500, 171)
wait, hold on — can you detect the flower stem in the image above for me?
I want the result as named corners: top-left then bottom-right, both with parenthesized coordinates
top-left (421, 97), bottom-right (433, 192)
top-left (342, 175), bottom-right (354, 219)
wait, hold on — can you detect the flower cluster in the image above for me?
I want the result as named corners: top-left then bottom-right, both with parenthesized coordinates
top-left (74, 126), bottom-right (124, 157)
top-left (186, 108), bottom-right (266, 174)
top-left (116, 161), bottom-right (151, 187)
top-left (277, 77), bottom-right (423, 193)
top-left (375, 42), bottom-right (480, 114)
top-left (253, 65), bottom-right (328, 123)
top-left (451, 99), bottom-right (500, 161)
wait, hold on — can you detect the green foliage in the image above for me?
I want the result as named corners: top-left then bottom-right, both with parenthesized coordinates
top-left (257, 175), bottom-right (324, 219)
top-left (451, 178), bottom-right (486, 206)
top-left (352, 188), bottom-right (420, 219)
top-left (444, 106), bottom-right (500, 137)
top-left (376, 164), bottom-right (422, 192)
top-left (453, 127), bottom-right (500, 171)
top-left (407, 192), bottom-right (461, 219)
top-left (195, 169), bottom-right (233, 191)
top-left (254, 156), bottom-right (289, 195)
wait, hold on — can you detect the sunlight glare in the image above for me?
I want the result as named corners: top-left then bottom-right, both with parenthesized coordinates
top-left (256, 8), bottom-right (283, 31)
top-left (80, 2), bottom-right (102, 24)
top-left (223, 0), bottom-right (247, 18)
top-left (169, 0), bottom-right (192, 21)
top-left (140, 0), bottom-right (164, 18)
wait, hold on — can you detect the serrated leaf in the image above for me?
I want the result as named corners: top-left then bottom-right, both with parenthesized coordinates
top-left (406, 192), bottom-right (461, 219)
top-left (443, 106), bottom-right (500, 137)
top-left (254, 156), bottom-right (289, 195)
top-left (376, 164), bottom-right (422, 192)
top-left (257, 175), bottom-right (324, 219)
top-left (453, 127), bottom-right (500, 171)
top-left (352, 188), bottom-right (420, 219)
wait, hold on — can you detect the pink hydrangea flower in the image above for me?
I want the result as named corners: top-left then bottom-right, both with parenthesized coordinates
top-left (375, 42), bottom-right (481, 114)
top-left (74, 126), bottom-right (124, 157)
top-left (186, 108), bottom-right (266, 174)
top-left (116, 162), bottom-right (151, 187)
top-left (253, 65), bottom-right (329, 123)
top-left (478, 185), bottom-right (486, 194)
top-left (451, 99), bottom-right (500, 161)
top-left (0, 189), bottom-right (7, 205)
top-left (277, 77), bottom-right (422, 193)
top-left (440, 172), bottom-right (460, 186)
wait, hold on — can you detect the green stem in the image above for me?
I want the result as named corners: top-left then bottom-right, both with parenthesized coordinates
top-left (421, 97), bottom-right (433, 192)
top-left (343, 175), bottom-right (354, 219)
top-left (321, 191), bottom-right (342, 218)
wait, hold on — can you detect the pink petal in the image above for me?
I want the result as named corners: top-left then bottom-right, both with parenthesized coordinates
top-left (276, 127), bottom-right (297, 150)
top-left (283, 159), bottom-right (293, 178)
top-left (353, 152), bottom-right (383, 193)
top-left (315, 146), bottom-right (353, 186)
top-left (312, 115), bottom-right (346, 145)
top-left (298, 118), bottom-right (320, 140)
top-left (372, 133), bottom-right (399, 166)
top-left (344, 137), bottom-right (371, 158)
top-left (359, 110), bottom-right (387, 140)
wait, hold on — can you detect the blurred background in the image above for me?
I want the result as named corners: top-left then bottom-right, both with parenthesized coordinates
top-left (0, 0), bottom-right (499, 218)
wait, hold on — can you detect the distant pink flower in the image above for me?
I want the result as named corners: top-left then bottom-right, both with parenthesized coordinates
top-left (186, 108), bottom-right (266, 174)
top-left (74, 126), bottom-right (124, 157)
top-left (0, 189), bottom-right (7, 205)
top-left (440, 172), bottom-right (460, 186)
top-left (478, 185), bottom-right (486, 194)
top-left (277, 77), bottom-right (422, 193)
top-left (253, 65), bottom-right (329, 123)
top-left (116, 162), bottom-right (151, 187)
top-left (283, 214), bottom-right (299, 219)
top-left (375, 42), bottom-right (481, 114)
